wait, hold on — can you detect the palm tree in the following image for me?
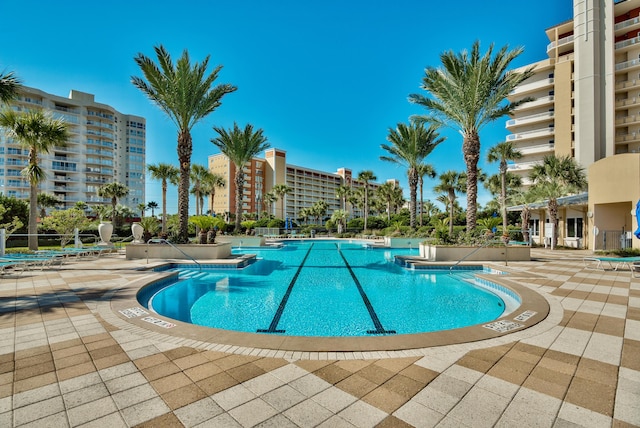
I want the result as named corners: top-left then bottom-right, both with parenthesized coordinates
top-left (311, 200), bottom-right (328, 225)
top-left (416, 163), bottom-right (437, 227)
top-left (132, 45), bottom-right (237, 242)
top-left (298, 207), bottom-right (310, 225)
top-left (137, 203), bottom-right (147, 218)
top-left (0, 70), bottom-right (21, 104)
top-left (529, 154), bottom-right (587, 250)
top-left (263, 191), bottom-right (277, 217)
top-left (147, 201), bottom-right (159, 217)
top-left (190, 164), bottom-right (212, 216)
top-left (331, 209), bottom-right (348, 234)
top-left (511, 189), bottom-right (538, 244)
top-left (272, 184), bottom-right (292, 220)
top-left (380, 121), bottom-right (443, 229)
top-left (201, 173), bottom-right (225, 215)
top-left (211, 123), bottom-right (269, 231)
top-left (487, 141), bottom-right (522, 240)
top-left (376, 182), bottom-right (395, 221)
top-left (410, 41), bottom-right (534, 231)
top-left (0, 109), bottom-right (69, 250)
top-left (356, 170), bottom-right (376, 231)
top-left (98, 182), bottom-right (129, 225)
top-left (336, 184), bottom-right (352, 214)
top-left (147, 163), bottom-right (179, 234)
top-left (37, 193), bottom-right (62, 218)
top-left (434, 171), bottom-right (466, 235)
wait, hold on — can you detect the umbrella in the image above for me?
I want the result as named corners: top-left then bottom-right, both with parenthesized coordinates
top-left (635, 200), bottom-right (640, 239)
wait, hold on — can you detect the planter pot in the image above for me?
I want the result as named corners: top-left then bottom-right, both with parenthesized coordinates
top-left (126, 243), bottom-right (232, 260)
top-left (98, 222), bottom-right (113, 246)
top-left (131, 222), bottom-right (144, 244)
top-left (419, 243), bottom-right (530, 262)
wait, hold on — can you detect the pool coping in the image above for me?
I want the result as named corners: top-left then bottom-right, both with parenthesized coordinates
top-left (104, 260), bottom-right (559, 357)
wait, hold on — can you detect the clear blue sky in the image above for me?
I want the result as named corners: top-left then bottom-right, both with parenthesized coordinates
top-left (1, 0), bottom-right (573, 214)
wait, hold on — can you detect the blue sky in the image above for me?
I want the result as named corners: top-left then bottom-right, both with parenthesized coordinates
top-left (1, 1), bottom-right (573, 214)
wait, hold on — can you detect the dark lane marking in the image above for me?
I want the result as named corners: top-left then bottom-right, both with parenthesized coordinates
top-left (257, 243), bottom-right (314, 333)
top-left (335, 244), bottom-right (396, 335)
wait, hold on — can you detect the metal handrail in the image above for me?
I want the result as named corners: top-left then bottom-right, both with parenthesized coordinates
top-left (449, 238), bottom-right (506, 273)
top-left (146, 238), bottom-right (201, 270)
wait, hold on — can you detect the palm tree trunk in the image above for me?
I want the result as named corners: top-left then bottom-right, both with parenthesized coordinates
top-left (463, 132), bottom-right (480, 231)
top-left (161, 181), bottom-right (167, 234)
top-left (448, 191), bottom-right (455, 236)
top-left (500, 162), bottom-right (508, 240)
top-left (235, 171), bottom-right (244, 231)
top-left (419, 180), bottom-right (424, 227)
top-left (549, 199), bottom-right (559, 250)
top-left (177, 131), bottom-right (193, 243)
top-left (408, 171), bottom-right (418, 229)
top-left (521, 208), bottom-right (530, 243)
top-left (28, 183), bottom-right (38, 251)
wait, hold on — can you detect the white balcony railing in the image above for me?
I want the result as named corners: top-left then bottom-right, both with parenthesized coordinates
top-left (615, 16), bottom-right (640, 32)
top-left (615, 58), bottom-right (640, 71)
top-left (509, 78), bottom-right (555, 96)
top-left (506, 111), bottom-right (554, 127)
top-left (506, 127), bottom-right (554, 141)
top-left (546, 35), bottom-right (574, 53)
top-left (518, 143), bottom-right (555, 156)
top-left (615, 36), bottom-right (640, 50)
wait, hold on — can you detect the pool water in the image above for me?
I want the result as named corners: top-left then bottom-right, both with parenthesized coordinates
top-left (145, 241), bottom-right (508, 337)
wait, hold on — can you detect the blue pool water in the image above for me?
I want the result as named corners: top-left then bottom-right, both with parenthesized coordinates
top-left (143, 241), bottom-right (511, 337)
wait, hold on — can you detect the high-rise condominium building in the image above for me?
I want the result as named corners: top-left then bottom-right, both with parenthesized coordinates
top-left (0, 87), bottom-right (146, 212)
top-left (208, 148), bottom-right (395, 221)
top-left (507, 0), bottom-right (640, 250)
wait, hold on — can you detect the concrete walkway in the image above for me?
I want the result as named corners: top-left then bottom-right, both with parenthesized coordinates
top-left (0, 248), bottom-right (638, 427)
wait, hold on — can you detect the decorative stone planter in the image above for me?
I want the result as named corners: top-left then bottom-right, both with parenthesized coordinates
top-left (131, 222), bottom-right (144, 244)
top-left (98, 222), bottom-right (113, 246)
top-left (126, 243), bottom-right (232, 260)
top-left (383, 237), bottom-right (425, 248)
top-left (418, 243), bottom-right (530, 262)
top-left (215, 236), bottom-right (266, 247)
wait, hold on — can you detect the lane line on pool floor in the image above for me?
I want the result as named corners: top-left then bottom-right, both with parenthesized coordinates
top-left (257, 243), bottom-right (315, 334)
top-left (335, 244), bottom-right (396, 335)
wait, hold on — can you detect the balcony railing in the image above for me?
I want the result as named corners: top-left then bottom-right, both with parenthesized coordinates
top-left (615, 114), bottom-right (640, 125)
top-left (506, 127), bottom-right (554, 141)
top-left (615, 132), bottom-right (640, 143)
top-left (509, 78), bottom-right (554, 96)
top-left (615, 36), bottom-right (640, 50)
top-left (506, 111), bottom-right (554, 127)
top-left (547, 35), bottom-right (574, 53)
top-left (615, 58), bottom-right (640, 71)
top-left (513, 95), bottom-right (554, 110)
top-left (615, 16), bottom-right (640, 32)
top-left (518, 143), bottom-right (555, 156)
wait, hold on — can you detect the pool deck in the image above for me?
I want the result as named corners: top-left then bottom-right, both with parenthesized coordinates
top-left (0, 248), bottom-right (638, 427)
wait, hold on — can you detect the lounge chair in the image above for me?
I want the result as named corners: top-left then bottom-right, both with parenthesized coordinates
top-left (583, 256), bottom-right (640, 271)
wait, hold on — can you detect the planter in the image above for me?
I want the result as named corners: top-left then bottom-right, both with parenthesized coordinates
top-left (216, 236), bottom-right (266, 247)
top-left (98, 222), bottom-right (113, 246)
top-left (131, 222), bottom-right (144, 244)
top-left (419, 243), bottom-right (530, 262)
top-left (383, 237), bottom-right (425, 248)
top-left (126, 243), bottom-right (232, 260)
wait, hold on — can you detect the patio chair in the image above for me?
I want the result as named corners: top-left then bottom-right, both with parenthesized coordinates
top-left (583, 256), bottom-right (640, 271)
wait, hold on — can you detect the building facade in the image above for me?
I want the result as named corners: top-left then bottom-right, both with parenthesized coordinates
top-left (507, 0), bottom-right (640, 250)
top-left (208, 148), bottom-right (394, 223)
top-left (0, 87), bottom-right (146, 212)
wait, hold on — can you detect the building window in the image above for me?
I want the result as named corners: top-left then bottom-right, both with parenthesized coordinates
top-left (528, 219), bottom-right (540, 236)
top-left (566, 217), bottom-right (583, 238)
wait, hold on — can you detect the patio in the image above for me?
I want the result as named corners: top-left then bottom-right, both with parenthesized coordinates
top-left (0, 248), bottom-right (637, 427)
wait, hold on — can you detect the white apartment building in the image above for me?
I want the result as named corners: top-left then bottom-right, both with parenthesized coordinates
top-left (0, 87), bottom-right (145, 212)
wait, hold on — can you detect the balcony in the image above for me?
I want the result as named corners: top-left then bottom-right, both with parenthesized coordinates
top-left (509, 78), bottom-right (554, 97)
top-left (615, 36), bottom-right (640, 52)
top-left (615, 132), bottom-right (640, 143)
top-left (615, 114), bottom-right (640, 126)
top-left (546, 35), bottom-right (574, 56)
top-left (615, 96), bottom-right (640, 108)
top-left (506, 127), bottom-right (554, 142)
top-left (506, 111), bottom-right (554, 129)
top-left (615, 58), bottom-right (640, 72)
top-left (518, 143), bottom-right (555, 156)
top-left (614, 16), bottom-right (640, 35)
top-left (513, 96), bottom-right (554, 112)
top-left (615, 78), bottom-right (640, 93)
top-left (507, 161), bottom-right (540, 173)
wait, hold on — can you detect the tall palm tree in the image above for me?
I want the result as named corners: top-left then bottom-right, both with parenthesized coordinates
top-left (0, 70), bottom-right (21, 104)
top-left (487, 141), bottom-right (522, 238)
top-left (434, 171), bottom-right (466, 235)
top-left (336, 184), bottom-right (351, 213)
top-left (263, 191), bottom-right (277, 217)
top-left (376, 182), bottom-right (396, 222)
top-left (380, 121), bottom-right (443, 229)
top-left (137, 203), bottom-right (147, 218)
top-left (190, 164), bottom-right (212, 216)
top-left (272, 184), bottom-right (292, 220)
top-left (201, 173), bottom-right (225, 215)
top-left (98, 182), bottom-right (129, 225)
top-left (147, 201), bottom-right (159, 217)
top-left (529, 154), bottom-right (587, 250)
top-left (331, 209), bottom-right (348, 234)
top-left (511, 189), bottom-right (538, 244)
top-left (416, 163), bottom-right (437, 227)
top-left (211, 123), bottom-right (269, 231)
top-left (0, 109), bottom-right (69, 250)
top-left (410, 41), bottom-right (534, 231)
top-left (147, 163), bottom-right (179, 233)
top-left (356, 170), bottom-right (376, 231)
top-left (132, 45), bottom-right (237, 242)
top-left (311, 200), bottom-right (328, 225)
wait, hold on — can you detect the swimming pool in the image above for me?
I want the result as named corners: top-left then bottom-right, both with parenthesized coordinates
top-left (141, 241), bottom-right (517, 337)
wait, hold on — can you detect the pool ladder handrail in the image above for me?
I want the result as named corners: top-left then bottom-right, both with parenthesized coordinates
top-left (449, 238), bottom-right (506, 273)
top-left (146, 238), bottom-right (202, 270)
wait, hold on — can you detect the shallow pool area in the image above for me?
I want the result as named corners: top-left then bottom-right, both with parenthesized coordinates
top-left (139, 241), bottom-right (519, 337)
